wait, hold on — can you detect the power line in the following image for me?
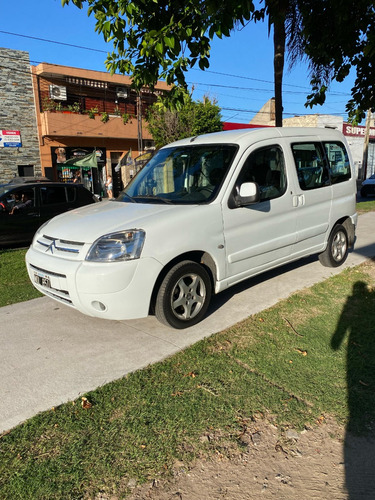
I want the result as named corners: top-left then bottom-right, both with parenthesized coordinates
top-left (0, 29), bottom-right (352, 97)
top-left (192, 67), bottom-right (311, 91)
top-left (0, 30), bottom-right (108, 54)
top-left (188, 80), bottom-right (350, 97)
top-left (221, 106), bottom-right (346, 117)
top-left (0, 30), bottom-right (351, 118)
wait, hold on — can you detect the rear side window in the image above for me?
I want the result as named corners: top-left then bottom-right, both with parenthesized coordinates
top-left (324, 142), bottom-right (351, 184)
top-left (66, 186), bottom-right (77, 202)
top-left (292, 143), bottom-right (330, 190)
top-left (239, 145), bottom-right (287, 202)
top-left (75, 186), bottom-right (94, 203)
top-left (40, 186), bottom-right (67, 205)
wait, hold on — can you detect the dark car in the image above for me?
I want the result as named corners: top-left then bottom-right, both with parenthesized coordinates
top-left (360, 173), bottom-right (375, 197)
top-left (0, 181), bottom-right (100, 247)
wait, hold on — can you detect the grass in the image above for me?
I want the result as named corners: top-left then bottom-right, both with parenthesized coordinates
top-left (0, 249), bottom-right (42, 307)
top-left (357, 198), bottom-right (375, 213)
top-left (1, 244), bottom-right (375, 499)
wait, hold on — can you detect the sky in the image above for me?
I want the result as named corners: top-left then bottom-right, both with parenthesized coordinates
top-left (0, 0), bottom-right (358, 124)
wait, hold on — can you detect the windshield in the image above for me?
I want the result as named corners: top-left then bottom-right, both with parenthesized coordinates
top-left (117, 144), bottom-right (237, 204)
top-left (0, 185), bottom-right (13, 197)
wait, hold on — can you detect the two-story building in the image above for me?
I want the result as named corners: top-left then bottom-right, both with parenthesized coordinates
top-left (31, 62), bottom-right (170, 196)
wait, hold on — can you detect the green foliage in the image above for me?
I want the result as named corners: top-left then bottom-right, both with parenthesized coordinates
top-left (301, 0), bottom-right (375, 120)
top-left (61, 0), bottom-right (258, 95)
top-left (100, 111), bottom-right (109, 123)
top-left (87, 106), bottom-right (98, 118)
top-left (121, 112), bottom-right (132, 124)
top-left (61, 0), bottom-right (375, 125)
top-left (0, 249), bottom-right (42, 307)
top-left (147, 94), bottom-right (222, 148)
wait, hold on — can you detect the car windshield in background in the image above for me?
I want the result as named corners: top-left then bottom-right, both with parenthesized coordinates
top-left (0, 186), bottom-right (13, 196)
top-left (117, 144), bottom-right (238, 204)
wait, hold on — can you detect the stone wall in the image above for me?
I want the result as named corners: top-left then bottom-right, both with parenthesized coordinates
top-left (0, 48), bottom-right (41, 183)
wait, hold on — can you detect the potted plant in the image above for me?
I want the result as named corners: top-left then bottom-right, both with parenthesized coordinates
top-left (42, 97), bottom-right (57, 112)
top-left (88, 107), bottom-right (98, 119)
top-left (67, 102), bottom-right (81, 113)
top-left (122, 113), bottom-right (132, 125)
top-left (100, 112), bottom-right (109, 123)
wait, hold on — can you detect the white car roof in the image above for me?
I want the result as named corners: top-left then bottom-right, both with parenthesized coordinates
top-left (164, 127), bottom-right (346, 149)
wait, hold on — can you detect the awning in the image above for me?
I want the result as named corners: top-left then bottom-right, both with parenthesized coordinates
top-left (61, 150), bottom-right (98, 169)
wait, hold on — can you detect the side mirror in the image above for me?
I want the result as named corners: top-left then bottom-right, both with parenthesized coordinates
top-left (235, 182), bottom-right (260, 207)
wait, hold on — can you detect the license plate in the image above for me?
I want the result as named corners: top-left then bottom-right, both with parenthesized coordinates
top-left (34, 272), bottom-right (51, 288)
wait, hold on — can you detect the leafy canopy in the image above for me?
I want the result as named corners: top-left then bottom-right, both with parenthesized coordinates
top-left (61, 0), bottom-right (257, 106)
top-left (147, 94), bottom-right (223, 148)
top-left (301, 0), bottom-right (375, 122)
top-left (62, 0), bottom-right (375, 121)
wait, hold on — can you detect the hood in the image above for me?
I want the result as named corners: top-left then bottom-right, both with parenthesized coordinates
top-left (41, 200), bottom-right (176, 243)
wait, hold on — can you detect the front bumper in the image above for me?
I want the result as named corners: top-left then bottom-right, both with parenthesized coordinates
top-left (26, 247), bottom-right (163, 320)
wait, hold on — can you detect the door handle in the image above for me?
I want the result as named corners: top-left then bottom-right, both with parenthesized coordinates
top-left (293, 195), bottom-right (305, 207)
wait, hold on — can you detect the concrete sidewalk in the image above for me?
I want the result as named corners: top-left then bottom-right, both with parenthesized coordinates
top-left (1, 212), bottom-right (375, 434)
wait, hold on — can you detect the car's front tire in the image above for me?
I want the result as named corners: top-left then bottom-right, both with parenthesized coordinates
top-left (155, 260), bottom-right (212, 329)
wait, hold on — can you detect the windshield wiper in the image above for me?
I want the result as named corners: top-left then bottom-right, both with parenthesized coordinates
top-left (132, 195), bottom-right (174, 204)
top-left (118, 192), bottom-right (135, 203)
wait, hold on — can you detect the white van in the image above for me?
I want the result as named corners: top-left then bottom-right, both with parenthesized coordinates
top-left (26, 128), bottom-right (357, 329)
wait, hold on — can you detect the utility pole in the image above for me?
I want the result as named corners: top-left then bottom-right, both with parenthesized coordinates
top-left (362, 109), bottom-right (371, 181)
top-left (137, 92), bottom-right (143, 156)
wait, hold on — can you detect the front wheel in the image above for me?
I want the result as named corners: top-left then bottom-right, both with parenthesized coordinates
top-left (319, 224), bottom-right (348, 268)
top-left (155, 260), bottom-right (212, 329)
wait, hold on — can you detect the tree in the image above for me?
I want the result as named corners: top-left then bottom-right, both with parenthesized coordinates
top-left (61, 0), bottom-right (375, 126)
top-left (265, 0), bottom-right (306, 126)
top-left (147, 95), bottom-right (222, 148)
top-left (300, 0), bottom-right (375, 123)
top-left (62, 0), bottom-right (257, 106)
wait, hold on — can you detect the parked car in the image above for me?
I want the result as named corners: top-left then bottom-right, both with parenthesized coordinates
top-left (26, 128), bottom-right (357, 329)
top-left (0, 181), bottom-right (99, 247)
top-left (360, 173), bottom-right (375, 197)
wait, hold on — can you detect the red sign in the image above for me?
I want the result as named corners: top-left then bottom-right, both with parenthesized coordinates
top-left (343, 123), bottom-right (375, 138)
top-left (0, 130), bottom-right (22, 147)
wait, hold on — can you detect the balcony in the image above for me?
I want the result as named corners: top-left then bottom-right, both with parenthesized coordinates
top-left (39, 111), bottom-right (152, 140)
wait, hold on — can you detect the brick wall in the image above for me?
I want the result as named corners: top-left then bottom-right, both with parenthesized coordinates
top-left (0, 47), bottom-right (41, 183)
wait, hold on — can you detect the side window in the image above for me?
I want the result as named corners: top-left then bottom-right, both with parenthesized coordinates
top-left (239, 145), bottom-right (287, 202)
top-left (40, 186), bottom-right (67, 205)
top-left (292, 143), bottom-right (330, 190)
top-left (7, 188), bottom-right (34, 210)
top-left (66, 186), bottom-right (77, 202)
top-left (324, 142), bottom-right (351, 184)
top-left (75, 186), bottom-right (94, 203)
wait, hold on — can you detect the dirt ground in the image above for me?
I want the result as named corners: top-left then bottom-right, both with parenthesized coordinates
top-left (126, 417), bottom-right (375, 500)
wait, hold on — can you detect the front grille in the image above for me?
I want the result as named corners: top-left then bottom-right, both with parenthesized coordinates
top-left (35, 234), bottom-right (86, 259)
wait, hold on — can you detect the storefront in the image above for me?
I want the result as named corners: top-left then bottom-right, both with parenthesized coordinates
top-left (51, 146), bottom-right (106, 197)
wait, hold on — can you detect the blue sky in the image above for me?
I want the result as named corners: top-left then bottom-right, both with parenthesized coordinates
top-left (0, 0), bottom-right (357, 124)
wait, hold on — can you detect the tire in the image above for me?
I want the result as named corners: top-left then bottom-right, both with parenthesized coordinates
top-left (155, 260), bottom-right (212, 329)
top-left (319, 224), bottom-right (349, 268)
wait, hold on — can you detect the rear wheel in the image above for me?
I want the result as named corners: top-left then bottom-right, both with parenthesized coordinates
top-left (155, 260), bottom-right (212, 329)
top-left (319, 224), bottom-right (348, 268)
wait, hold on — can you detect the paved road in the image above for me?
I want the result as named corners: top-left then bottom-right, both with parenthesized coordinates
top-left (1, 212), bottom-right (375, 434)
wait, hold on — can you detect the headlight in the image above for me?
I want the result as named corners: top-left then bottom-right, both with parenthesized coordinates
top-left (86, 230), bottom-right (145, 262)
